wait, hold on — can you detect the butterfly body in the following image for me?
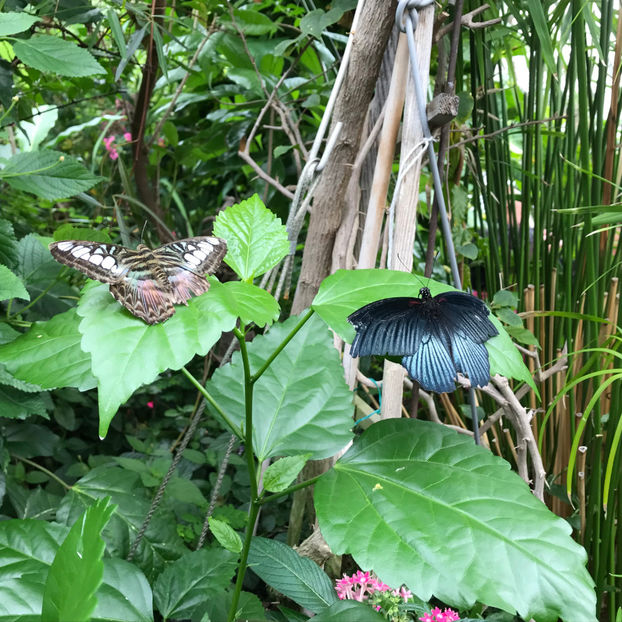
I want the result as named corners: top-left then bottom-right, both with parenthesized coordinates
top-left (49, 237), bottom-right (227, 324)
top-left (348, 287), bottom-right (498, 393)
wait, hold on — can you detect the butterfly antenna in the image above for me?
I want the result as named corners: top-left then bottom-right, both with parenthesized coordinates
top-left (140, 221), bottom-right (149, 244)
top-left (424, 250), bottom-right (440, 289)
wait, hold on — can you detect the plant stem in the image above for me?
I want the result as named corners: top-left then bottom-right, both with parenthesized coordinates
top-left (228, 326), bottom-right (259, 622)
top-left (227, 311), bottom-right (317, 620)
top-left (259, 474), bottom-right (322, 505)
top-left (251, 308), bottom-right (314, 383)
top-left (16, 457), bottom-right (72, 490)
top-left (181, 367), bottom-right (241, 436)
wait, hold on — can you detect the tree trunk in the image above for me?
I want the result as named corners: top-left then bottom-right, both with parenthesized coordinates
top-left (291, 0), bottom-right (398, 314)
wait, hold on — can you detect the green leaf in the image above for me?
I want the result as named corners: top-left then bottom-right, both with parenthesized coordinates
top-left (153, 548), bottom-right (238, 620)
top-left (199, 279), bottom-right (280, 328)
top-left (106, 9), bottom-right (126, 59)
top-left (312, 269), bottom-right (427, 342)
top-left (1, 151), bottom-right (105, 200)
top-left (0, 264), bottom-right (29, 301)
top-left (313, 600), bottom-right (387, 621)
top-left (12, 35), bottom-right (106, 77)
top-left (0, 386), bottom-right (49, 418)
top-left (52, 225), bottom-right (112, 243)
top-left (227, 9), bottom-right (278, 35)
top-left (94, 558), bottom-right (153, 622)
top-left (312, 269), bottom-right (537, 393)
top-left (0, 308), bottom-right (97, 391)
top-left (208, 517), bottom-right (242, 553)
top-left (0, 519), bottom-right (153, 622)
top-left (4, 421), bottom-right (60, 457)
top-left (0, 520), bottom-right (67, 618)
top-left (505, 325), bottom-right (540, 347)
top-left (0, 323), bottom-right (21, 344)
top-left (213, 195), bottom-right (289, 281)
top-left (525, 0), bottom-right (557, 75)
top-left (300, 6), bottom-right (351, 39)
top-left (0, 218), bottom-right (19, 267)
top-left (76, 280), bottom-right (236, 436)
top-left (205, 313), bottom-right (353, 461)
top-left (263, 454), bottom-right (311, 492)
top-left (492, 290), bottom-right (518, 308)
top-left (248, 537), bottom-right (338, 614)
top-left (315, 419), bottom-right (597, 622)
top-left (0, 11), bottom-right (39, 36)
top-left (0, 364), bottom-right (43, 392)
top-left (456, 242), bottom-right (478, 260)
top-left (57, 466), bottom-right (187, 581)
top-left (496, 307), bottom-right (523, 327)
top-left (42, 498), bottom-right (116, 622)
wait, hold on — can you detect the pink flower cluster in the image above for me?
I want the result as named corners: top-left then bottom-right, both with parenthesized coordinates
top-left (335, 570), bottom-right (412, 604)
top-left (419, 606), bottom-right (460, 622)
top-left (103, 132), bottom-right (132, 161)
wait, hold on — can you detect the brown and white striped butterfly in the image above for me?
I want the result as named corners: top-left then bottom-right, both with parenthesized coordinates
top-left (49, 237), bottom-right (227, 324)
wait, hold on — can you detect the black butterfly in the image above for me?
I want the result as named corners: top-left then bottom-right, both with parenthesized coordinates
top-left (347, 287), bottom-right (498, 393)
top-left (49, 237), bottom-right (227, 324)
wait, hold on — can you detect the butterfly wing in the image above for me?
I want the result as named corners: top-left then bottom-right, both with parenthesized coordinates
top-left (433, 292), bottom-right (498, 388)
top-left (402, 327), bottom-right (458, 393)
top-left (152, 237), bottom-right (227, 304)
top-left (433, 291), bottom-right (498, 343)
top-left (109, 279), bottom-right (175, 324)
top-left (348, 291), bottom-right (498, 392)
top-left (49, 241), bottom-right (130, 283)
top-left (348, 297), bottom-right (428, 357)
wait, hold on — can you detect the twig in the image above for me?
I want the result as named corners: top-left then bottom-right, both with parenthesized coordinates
top-left (450, 115), bottom-right (567, 149)
top-left (435, 4), bottom-right (501, 41)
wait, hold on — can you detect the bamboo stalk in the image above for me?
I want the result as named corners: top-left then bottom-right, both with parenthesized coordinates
top-left (572, 294), bottom-right (586, 410)
top-left (552, 347), bottom-right (571, 517)
top-left (440, 393), bottom-right (466, 429)
top-left (547, 268), bottom-right (557, 409)
top-left (539, 283), bottom-right (545, 402)
top-left (577, 445), bottom-right (588, 544)
top-left (524, 285), bottom-right (537, 442)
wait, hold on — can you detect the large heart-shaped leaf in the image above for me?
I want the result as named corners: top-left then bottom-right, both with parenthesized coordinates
top-left (76, 280), bottom-right (237, 436)
top-left (204, 313), bottom-right (354, 461)
top-left (315, 418), bottom-right (596, 622)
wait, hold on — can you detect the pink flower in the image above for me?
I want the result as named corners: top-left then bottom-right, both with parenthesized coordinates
top-left (103, 135), bottom-right (115, 149)
top-left (146, 401), bottom-right (154, 409)
top-left (419, 607), bottom-right (460, 622)
top-left (123, 132), bottom-right (132, 142)
top-left (335, 570), bottom-right (412, 605)
top-left (109, 149), bottom-right (119, 160)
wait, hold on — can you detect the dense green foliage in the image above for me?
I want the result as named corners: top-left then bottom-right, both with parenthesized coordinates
top-left (0, 1), bottom-right (619, 621)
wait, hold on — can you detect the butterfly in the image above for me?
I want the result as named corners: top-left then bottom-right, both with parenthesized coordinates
top-left (347, 287), bottom-right (499, 393)
top-left (49, 237), bottom-right (227, 324)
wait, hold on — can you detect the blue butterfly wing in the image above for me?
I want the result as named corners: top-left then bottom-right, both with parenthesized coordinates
top-left (433, 292), bottom-right (498, 343)
top-left (348, 291), bottom-right (498, 392)
top-left (348, 297), bottom-right (427, 357)
top-left (402, 328), bottom-right (458, 393)
top-left (434, 292), bottom-right (497, 387)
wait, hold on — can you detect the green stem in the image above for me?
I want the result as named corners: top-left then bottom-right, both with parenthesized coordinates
top-left (251, 309), bottom-right (314, 383)
top-left (181, 367), bottom-right (241, 436)
top-left (259, 474), bottom-right (322, 505)
top-left (228, 326), bottom-right (258, 622)
top-left (8, 278), bottom-right (59, 320)
top-left (228, 501), bottom-right (260, 622)
top-left (16, 457), bottom-right (72, 490)
top-left (226, 311), bottom-right (316, 620)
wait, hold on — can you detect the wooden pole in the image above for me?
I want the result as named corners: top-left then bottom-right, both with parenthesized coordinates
top-left (381, 4), bottom-right (435, 419)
